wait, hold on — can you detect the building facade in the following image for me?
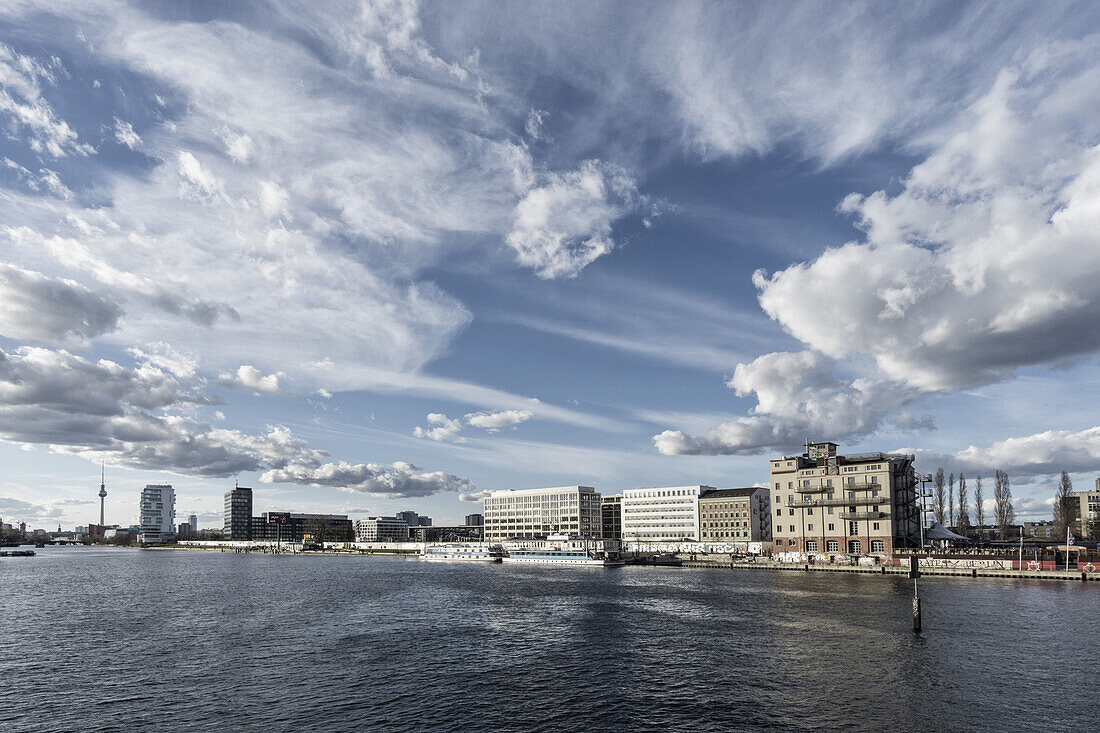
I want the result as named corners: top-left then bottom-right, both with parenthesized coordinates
top-left (601, 495), bottom-right (622, 540)
top-left (620, 486), bottom-right (712, 542)
top-left (769, 442), bottom-right (919, 557)
top-left (396, 511), bottom-right (432, 527)
top-left (355, 516), bottom-right (410, 542)
top-left (139, 484), bottom-right (175, 545)
top-left (482, 486), bottom-right (602, 542)
top-left (250, 513), bottom-right (354, 543)
top-left (464, 513), bottom-right (484, 527)
top-left (1068, 484), bottom-right (1100, 539)
top-left (699, 488), bottom-right (771, 542)
top-left (224, 486), bottom-right (253, 541)
top-left (408, 525), bottom-right (484, 542)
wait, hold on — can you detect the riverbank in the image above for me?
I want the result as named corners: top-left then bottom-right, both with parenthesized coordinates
top-left (147, 543), bottom-right (1099, 582)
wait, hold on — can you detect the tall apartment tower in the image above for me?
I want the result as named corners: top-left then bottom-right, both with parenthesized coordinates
top-left (224, 485), bottom-right (253, 541)
top-left (139, 484), bottom-right (175, 545)
top-left (769, 442), bottom-right (919, 557)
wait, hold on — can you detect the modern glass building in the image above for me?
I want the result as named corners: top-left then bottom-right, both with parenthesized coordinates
top-left (224, 486), bottom-right (252, 541)
top-left (139, 484), bottom-right (175, 545)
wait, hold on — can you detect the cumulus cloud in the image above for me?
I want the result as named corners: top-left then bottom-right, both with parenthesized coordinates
top-left (459, 489), bottom-right (492, 503)
top-left (126, 342), bottom-right (198, 380)
top-left (262, 460), bottom-right (473, 498)
top-left (0, 263), bottom-right (122, 345)
top-left (653, 351), bottom-right (922, 455)
top-left (919, 427), bottom-right (1100, 479)
top-left (113, 117), bottom-right (141, 149)
top-left (506, 160), bottom-right (641, 279)
top-left (177, 151), bottom-right (224, 200)
top-left (413, 412), bottom-right (464, 442)
top-left (753, 45), bottom-right (1100, 394)
top-left (414, 408), bottom-right (534, 441)
top-left (217, 365), bottom-right (284, 395)
top-left (464, 409), bottom-right (532, 431)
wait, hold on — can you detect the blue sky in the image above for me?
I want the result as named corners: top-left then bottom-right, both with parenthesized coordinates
top-left (2, 0), bottom-right (1099, 530)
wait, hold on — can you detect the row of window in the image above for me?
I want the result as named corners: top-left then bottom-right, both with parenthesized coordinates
top-left (778, 521), bottom-right (882, 534)
top-left (790, 539), bottom-right (886, 553)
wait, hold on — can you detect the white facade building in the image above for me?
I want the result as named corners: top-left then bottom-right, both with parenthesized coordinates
top-left (620, 485), bottom-right (712, 542)
top-left (355, 516), bottom-right (409, 542)
top-left (483, 486), bottom-right (602, 542)
top-left (139, 484), bottom-right (175, 545)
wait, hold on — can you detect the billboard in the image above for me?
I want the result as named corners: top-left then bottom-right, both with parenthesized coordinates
top-left (267, 512), bottom-right (291, 524)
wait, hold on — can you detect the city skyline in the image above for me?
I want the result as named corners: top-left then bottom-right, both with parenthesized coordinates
top-left (3, 1), bottom-right (1100, 529)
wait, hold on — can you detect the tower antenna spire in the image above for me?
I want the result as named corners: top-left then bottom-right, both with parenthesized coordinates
top-left (98, 460), bottom-right (108, 527)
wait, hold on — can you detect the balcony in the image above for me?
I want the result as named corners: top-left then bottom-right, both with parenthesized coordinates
top-left (787, 496), bottom-right (885, 508)
top-left (796, 480), bottom-right (879, 494)
top-left (840, 511), bottom-right (887, 520)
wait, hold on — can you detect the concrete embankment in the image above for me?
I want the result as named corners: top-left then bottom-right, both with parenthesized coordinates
top-left (678, 559), bottom-right (1096, 582)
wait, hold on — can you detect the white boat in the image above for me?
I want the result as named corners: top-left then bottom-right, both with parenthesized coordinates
top-left (503, 548), bottom-right (624, 566)
top-left (419, 543), bottom-right (504, 562)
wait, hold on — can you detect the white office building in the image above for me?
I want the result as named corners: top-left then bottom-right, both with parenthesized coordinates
top-left (139, 484), bottom-right (175, 545)
top-left (621, 485), bottom-right (712, 542)
top-left (483, 486), bottom-right (602, 542)
top-left (355, 516), bottom-right (409, 542)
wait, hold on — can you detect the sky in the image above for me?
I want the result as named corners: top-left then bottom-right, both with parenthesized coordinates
top-left (1, 0), bottom-right (1099, 531)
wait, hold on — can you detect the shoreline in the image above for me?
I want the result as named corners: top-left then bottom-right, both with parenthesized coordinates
top-left (142, 543), bottom-right (1098, 582)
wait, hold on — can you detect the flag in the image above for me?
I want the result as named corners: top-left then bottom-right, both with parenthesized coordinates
top-left (1068, 532), bottom-right (1075, 546)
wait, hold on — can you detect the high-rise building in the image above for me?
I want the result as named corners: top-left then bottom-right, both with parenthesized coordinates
top-left (769, 442), bottom-right (919, 557)
top-left (464, 513), bottom-right (484, 527)
top-left (189, 514), bottom-right (198, 534)
top-left (355, 516), bottom-right (409, 542)
top-left (600, 495), bottom-right (622, 540)
top-left (699, 488), bottom-right (771, 542)
top-left (620, 486), bottom-right (712, 542)
top-left (139, 484), bottom-right (175, 545)
top-left (224, 486), bottom-right (253, 540)
top-left (482, 486), bottom-right (602, 542)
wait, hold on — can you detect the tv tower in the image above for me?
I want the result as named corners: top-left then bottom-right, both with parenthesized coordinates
top-left (98, 462), bottom-right (107, 526)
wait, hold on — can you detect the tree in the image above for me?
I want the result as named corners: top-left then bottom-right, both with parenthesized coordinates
top-left (933, 468), bottom-right (946, 525)
top-left (1052, 471), bottom-right (1074, 540)
top-left (974, 475), bottom-right (985, 541)
top-left (304, 516), bottom-right (334, 549)
top-left (948, 472), bottom-right (956, 529)
top-left (957, 473), bottom-right (971, 537)
top-left (994, 469), bottom-right (1015, 540)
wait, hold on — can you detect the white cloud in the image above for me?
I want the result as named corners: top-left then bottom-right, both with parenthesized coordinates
top-left (0, 43), bottom-right (92, 157)
top-left (261, 459), bottom-right (473, 499)
top-left (177, 151), bottom-right (224, 200)
top-left (3, 157), bottom-right (73, 199)
top-left (653, 351), bottom-right (925, 455)
top-left (126, 342), bottom-right (198, 380)
top-left (506, 160), bottom-right (640, 279)
top-left (113, 117), bottom-right (141, 149)
top-left (525, 109), bottom-right (547, 140)
top-left (464, 409), bottom-right (532, 431)
top-left (459, 489), bottom-right (492, 503)
top-left (217, 126), bottom-right (253, 162)
top-left (218, 365), bottom-right (283, 395)
top-left (413, 412), bottom-right (464, 442)
top-left (0, 263), bottom-right (122, 345)
top-left (258, 180), bottom-right (289, 219)
top-left (924, 427), bottom-right (1100, 478)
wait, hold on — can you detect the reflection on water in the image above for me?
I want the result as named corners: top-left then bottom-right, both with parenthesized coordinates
top-left (1, 546), bottom-right (1096, 731)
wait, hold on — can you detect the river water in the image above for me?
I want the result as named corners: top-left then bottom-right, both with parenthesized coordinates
top-left (1, 546), bottom-right (1096, 731)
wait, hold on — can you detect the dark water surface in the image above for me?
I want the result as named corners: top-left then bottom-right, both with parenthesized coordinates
top-left (2, 546), bottom-right (1096, 732)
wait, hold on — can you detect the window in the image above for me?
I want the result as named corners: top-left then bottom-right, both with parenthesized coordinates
top-left (870, 540), bottom-right (885, 553)
top-left (807, 524), bottom-right (814, 531)
top-left (777, 508), bottom-right (782, 517)
top-left (827, 507), bottom-right (834, 515)
top-left (872, 522), bottom-right (880, 531)
top-left (788, 508), bottom-right (795, 516)
top-left (775, 483), bottom-right (780, 490)
top-left (847, 476), bottom-right (854, 484)
top-left (849, 539), bottom-right (862, 554)
top-left (849, 521), bottom-right (858, 535)
top-left (789, 539), bottom-right (796, 546)
top-left (806, 540), bottom-right (818, 552)
top-left (826, 540), bottom-right (839, 552)
top-left (827, 523), bottom-right (834, 531)
top-left (789, 525), bottom-right (795, 533)
top-left (807, 508), bottom-right (813, 515)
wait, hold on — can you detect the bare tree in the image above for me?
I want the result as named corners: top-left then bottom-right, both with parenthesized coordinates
top-left (957, 473), bottom-right (971, 537)
top-left (933, 467), bottom-right (946, 525)
top-left (304, 515), bottom-right (334, 550)
top-left (948, 472), bottom-right (956, 529)
top-left (1052, 471), bottom-right (1074, 539)
top-left (974, 475), bottom-right (985, 541)
top-left (994, 469), bottom-right (1015, 540)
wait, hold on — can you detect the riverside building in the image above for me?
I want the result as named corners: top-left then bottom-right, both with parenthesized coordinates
top-left (355, 516), bottom-right (410, 542)
top-left (769, 442), bottom-right (919, 557)
top-left (699, 487), bottom-right (771, 542)
top-left (224, 485), bottom-right (253, 540)
top-left (482, 486), bottom-right (602, 542)
top-left (138, 484), bottom-right (175, 545)
top-left (251, 513), bottom-right (354, 543)
top-left (1069, 484), bottom-right (1100, 538)
top-left (620, 486), bottom-right (712, 542)
top-left (601, 495), bottom-right (622, 540)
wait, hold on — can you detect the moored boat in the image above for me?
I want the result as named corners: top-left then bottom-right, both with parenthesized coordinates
top-left (419, 543), bottom-right (504, 562)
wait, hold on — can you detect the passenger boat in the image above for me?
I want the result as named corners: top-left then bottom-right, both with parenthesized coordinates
top-left (419, 543), bottom-right (504, 562)
top-left (503, 547), bottom-right (624, 566)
